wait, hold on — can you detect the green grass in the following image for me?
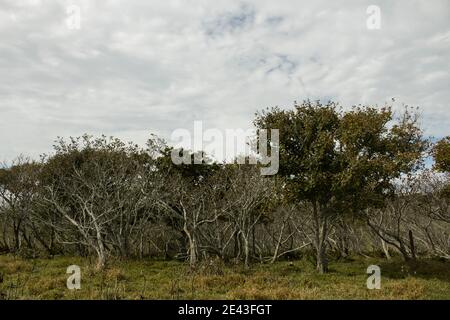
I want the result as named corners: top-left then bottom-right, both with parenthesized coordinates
top-left (0, 254), bottom-right (448, 299)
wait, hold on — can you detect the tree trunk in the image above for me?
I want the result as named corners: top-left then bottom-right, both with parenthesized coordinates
top-left (271, 220), bottom-right (286, 264)
top-left (316, 244), bottom-right (328, 274)
top-left (139, 233), bottom-right (144, 259)
top-left (381, 238), bottom-right (391, 260)
top-left (96, 247), bottom-right (106, 270)
top-left (94, 225), bottom-right (106, 270)
top-left (408, 230), bottom-right (416, 260)
top-left (399, 242), bottom-right (411, 261)
top-left (242, 233), bottom-right (250, 269)
top-left (13, 222), bottom-right (21, 252)
top-left (313, 203), bottom-right (329, 274)
top-left (252, 225), bottom-right (256, 256)
top-left (183, 224), bottom-right (197, 268)
top-left (188, 236), bottom-right (197, 267)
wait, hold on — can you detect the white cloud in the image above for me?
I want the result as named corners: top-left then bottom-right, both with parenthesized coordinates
top-left (0, 0), bottom-right (449, 162)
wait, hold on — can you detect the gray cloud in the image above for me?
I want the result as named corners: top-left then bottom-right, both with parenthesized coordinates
top-left (0, 0), bottom-right (449, 162)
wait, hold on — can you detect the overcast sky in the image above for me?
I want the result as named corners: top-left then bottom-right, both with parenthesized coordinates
top-left (0, 0), bottom-right (449, 162)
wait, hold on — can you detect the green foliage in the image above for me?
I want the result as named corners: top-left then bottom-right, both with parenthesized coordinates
top-left (0, 103), bottom-right (446, 278)
top-left (433, 136), bottom-right (450, 173)
top-left (254, 101), bottom-right (426, 215)
top-left (156, 147), bottom-right (220, 185)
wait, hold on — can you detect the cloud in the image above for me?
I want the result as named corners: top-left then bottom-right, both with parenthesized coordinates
top-left (0, 0), bottom-right (449, 162)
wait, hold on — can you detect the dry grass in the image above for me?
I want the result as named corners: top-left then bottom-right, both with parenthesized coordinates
top-left (0, 254), bottom-right (448, 300)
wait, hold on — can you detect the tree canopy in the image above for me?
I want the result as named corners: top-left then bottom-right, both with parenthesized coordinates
top-left (254, 101), bottom-right (426, 272)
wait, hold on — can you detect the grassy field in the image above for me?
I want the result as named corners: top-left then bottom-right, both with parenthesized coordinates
top-left (0, 254), bottom-right (449, 300)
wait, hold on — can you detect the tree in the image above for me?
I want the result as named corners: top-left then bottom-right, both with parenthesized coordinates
top-left (433, 136), bottom-right (450, 173)
top-left (40, 135), bottom-right (163, 269)
top-left (433, 136), bottom-right (450, 197)
top-left (219, 164), bottom-right (275, 268)
top-left (0, 158), bottom-right (42, 254)
top-left (155, 147), bottom-right (221, 267)
top-left (254, 101), bottom-right (425, 273)
top-left (366, 176), bottom-right (419, 261)
top-left (411, 171), bottom-right (450, 259)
